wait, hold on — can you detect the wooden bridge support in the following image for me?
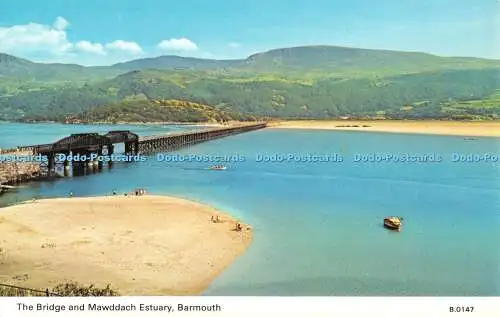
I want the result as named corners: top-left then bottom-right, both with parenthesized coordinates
top-left (106, 145), bottom-right (114, 168)
top-left (124, 141), bottom-right (139, 155)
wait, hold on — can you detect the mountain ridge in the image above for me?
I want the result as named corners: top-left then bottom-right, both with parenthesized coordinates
top-left (1, 46), bottom-right (499, 122)
top-left (1, 45), bottom-right (499, 80)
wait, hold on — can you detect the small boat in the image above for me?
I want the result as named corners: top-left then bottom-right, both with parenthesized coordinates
top-left (384, 216), bottom-right (403, 231)
top-left (1, 184), bottom-right (15, 195)
top-left (209, 165), bottom-right (227, 170)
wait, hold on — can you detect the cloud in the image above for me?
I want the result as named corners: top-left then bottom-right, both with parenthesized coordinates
top-left (0, 17), bottom-right (73, 56)
top-left (0, 18), bottom-right (208, 65)
top-left (227, 42), bottom-right (241, 48)
top-left (105, 40), bottom-right (143, 54)
top-left (53, 16), bottom-right (69, 31)
top-left (158, 38), bottom-right (198, 51)
top-left (75, 41), bottom-right (105, 55)
top-left (0, 17), bottom-right (146, 64)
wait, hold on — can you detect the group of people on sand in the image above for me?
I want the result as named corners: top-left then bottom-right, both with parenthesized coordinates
top-left (211, 215), bottom-right (248, 232)
top-left (110, 188), bottom-right (147, 196)
top-left (234, 223), bottom-right (243, 231)
top-left (67, 188), bottom-right (147, 198)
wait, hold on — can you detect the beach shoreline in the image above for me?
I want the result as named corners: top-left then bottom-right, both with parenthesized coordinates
top-left (0, 195), bottom-right (252, 295)
top-left (269, 120), bottom-right (500, 137)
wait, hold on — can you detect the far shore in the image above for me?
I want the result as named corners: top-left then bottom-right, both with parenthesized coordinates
top-left (0, 195), bottom-right (252, 295)
top-left (269, 120), bottom-right (500, 137)
top-left (9, 120), bottom-right (227, 127)
top-left (79, 121), bottom-right (227, 127)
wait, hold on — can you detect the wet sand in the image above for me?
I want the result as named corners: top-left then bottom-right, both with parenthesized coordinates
top-left (0, 195), bottom-right (252, 295)
top-left (269, 120), bottom-right (500, 137)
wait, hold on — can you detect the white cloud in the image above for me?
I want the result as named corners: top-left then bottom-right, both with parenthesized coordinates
top-left (228, 42), bottom-right (241, 48)
top-left (0, 17), bottom-right (147, 64)
top-left (158, 38), bottom-right (198, 51)
top-left (0, 18), bottom-right (73, 56)
top-left (75, 41), bottom-right (105, 55)
top-left (53, 16), bottom-right (69, 31)
top-left (105, 40), bottom-right (143, 54)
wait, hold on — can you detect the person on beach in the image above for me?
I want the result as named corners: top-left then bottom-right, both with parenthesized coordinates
top-left (69, 191), bottom-right (73, 198)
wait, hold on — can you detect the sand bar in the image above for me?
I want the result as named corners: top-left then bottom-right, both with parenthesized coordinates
top-left (0, 195), bottom-right (252, 295)
top-left (269, 120), bottom-right (500, 137)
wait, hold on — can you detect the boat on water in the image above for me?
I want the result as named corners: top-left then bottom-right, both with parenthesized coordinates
top-left (0, 184), bottom-right (15, 195)
top-left (384, 216), bottom-right (403, 231)
top-left (209, 165), bottom-right (227, 170)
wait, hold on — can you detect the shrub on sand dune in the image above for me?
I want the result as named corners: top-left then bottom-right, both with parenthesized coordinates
top-left (52, 281), bottom-right (120, 296)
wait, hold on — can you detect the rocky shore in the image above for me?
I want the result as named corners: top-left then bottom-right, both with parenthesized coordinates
top-left (0, 150), bottom-right (40, 186)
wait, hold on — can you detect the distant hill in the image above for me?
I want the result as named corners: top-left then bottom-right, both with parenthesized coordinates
top-left (110, 46), bottom-right (500, 75)
top-left (4, 67), bottom-right (499, 122)
top-left (243, 46), bottom-right (500, 73)
top-left (0, 45), bottom-right (499, 121)
top-left (0, 53), bottom-right (119, 81)
top-left (111, 55), bottom-right (242, 72)
top-left (2, 45), bottom-right (499, 81)
top-left (0, 53), bottom-right (33, 77)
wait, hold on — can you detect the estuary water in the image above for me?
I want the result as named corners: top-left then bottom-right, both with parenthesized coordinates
top-left (1, 122), bottom-right (499, 296)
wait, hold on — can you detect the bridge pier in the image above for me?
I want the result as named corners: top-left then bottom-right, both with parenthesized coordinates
top-left (46, 153), bottom-right (55, 177)
top-left (107, 145), bottom-right (114, 168)
top-left (97, 147), bottom-right (104, 170)
top-left (63, 157), bottom-right (70, 177)
top-left (124, 141), bottom-right (139, 155)
top-left (71, 150), bottom-right (85, 176)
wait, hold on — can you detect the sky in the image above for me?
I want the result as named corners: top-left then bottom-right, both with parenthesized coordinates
top-left (0, 0), bottom-right (498, 65)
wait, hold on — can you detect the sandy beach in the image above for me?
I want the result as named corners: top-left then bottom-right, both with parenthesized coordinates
top-left (0, 195), bottom-right (252, 295)
top-left (269, 120), bottom-right (500, 137)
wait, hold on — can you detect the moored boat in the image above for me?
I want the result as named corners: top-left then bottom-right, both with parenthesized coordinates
top-left (384, 216), bottom-right (403, 230)
top-left (209, 165), bottom-right (227, 170)
top-left (0, 184), bottom-right (15, 195)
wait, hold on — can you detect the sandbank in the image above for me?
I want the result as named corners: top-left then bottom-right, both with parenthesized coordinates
top-left (0, 195), bottom-right (252, 295)
top-left (269, 120), bottom-right (500, 137)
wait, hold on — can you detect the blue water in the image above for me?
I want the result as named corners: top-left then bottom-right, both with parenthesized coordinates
top-left (1, 123), bottom-right (499, 296)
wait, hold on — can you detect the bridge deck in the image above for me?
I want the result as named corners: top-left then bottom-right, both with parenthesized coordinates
top-left (138, 123), bottom-right (266, 142)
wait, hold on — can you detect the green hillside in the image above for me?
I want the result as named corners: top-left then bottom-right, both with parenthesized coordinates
top-left (243, 46), bottom-right (500, 74)
top-left (110, 45), bottom-right (500, 75)
top-left (67, 99), bottom-right (255, 123)
top-left (110, 55), bottom-right (241, 72)
top-left (1, 45), bottom-right (499, 122)
top-left (0, 53), bottom-right (120, 82)
top-left (3, 45), bottom-right (499, 81)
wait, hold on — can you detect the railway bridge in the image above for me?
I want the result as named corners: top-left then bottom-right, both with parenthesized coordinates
top-left (17, 122), bottom-right (266, 177)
